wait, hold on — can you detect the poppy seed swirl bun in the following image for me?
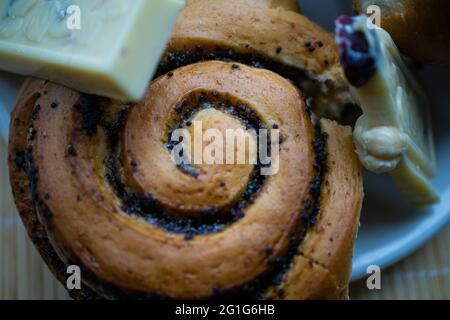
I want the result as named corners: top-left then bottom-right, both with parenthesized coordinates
top-left (8, 0), bottom-right (363, 300)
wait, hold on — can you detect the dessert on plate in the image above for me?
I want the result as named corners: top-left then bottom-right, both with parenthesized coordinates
top-left (1, 0), bottom-right (440, 299)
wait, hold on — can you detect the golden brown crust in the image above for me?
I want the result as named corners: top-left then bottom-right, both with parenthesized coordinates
top-left (170, 0), bottom-right (353, 118)
top-left (9, 76), bottom-right (362, 300)
top-left (174, 0), bottom-right (338, 78)
top-left (249, 0), bottom-right (301, 12)
top-left (8, 0), bottom-right (363, 300)
top-left (10, 63), bottom-right (314, 299)
top-left (266, 120), bottom-right (363, 300)
top-left (188, 0), bottom-right (301, 12)
top-left (8, 79), bottom-right (98, 300)
top-left (354, 0), bottom-right (450, 66)
top-left (301, 120), bottom-right (363, 289)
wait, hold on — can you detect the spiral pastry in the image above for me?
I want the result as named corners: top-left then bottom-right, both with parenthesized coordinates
top-left (8, 0), bottom-right (363, 299)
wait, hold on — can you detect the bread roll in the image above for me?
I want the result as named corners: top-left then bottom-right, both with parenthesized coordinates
top-left (8, 0), bottom-right (363, 300)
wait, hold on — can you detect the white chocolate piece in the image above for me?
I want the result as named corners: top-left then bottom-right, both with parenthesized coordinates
top-left (349, 17), bottom-right (439, 205)
top-left (0, 0), bottom-right (184, 101)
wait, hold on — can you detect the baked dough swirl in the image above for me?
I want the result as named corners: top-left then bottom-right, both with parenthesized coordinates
top-left (8, 0), bottom-right (363, 300)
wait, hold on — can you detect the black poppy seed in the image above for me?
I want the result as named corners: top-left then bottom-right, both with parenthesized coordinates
top-left (200, 101), bottom-right (213, 110)
top-left (32, 105), bottom-right (41, 121)
top-left (290, 235), bottom-right (300, 247)
top-left (167, 72), bottom-right (174, 77)
top-left (264, 246), bottom-right (273, 255)
top-left (43, 246), bottom-right (58, 260)
top-left (309, 216), bottom-right (318, 227)
top-left (231, 64), bottom-right (239, 70)
top-left (174, 99), bottom-right (188, 113)
top-left (50, 102), bottom-right (58, 109)
top-left (225, 48), bottom-right (236, 58)
top-left (271, 273), bottom-right (284, 286)
top-left (312, 202), bottom-right (320, 215)
top-left (75, 95), bottom-right (104, 136)
top-left (15, 152), bottom-right (26, 169)
top-left (274, 257), bottom-right (286, 269)
top-left (29, 127), bottom-right (36, 140)
top-left (304, 199), bottom-right (312, 210)
top-left (252, 61), bottom-right (263, 68)
top-left (203, 207), bottom-right (219, 217)
top-left (31, 235), bottom-right (43, 244)
top-left (316, 41), bottom-right (323, 47)
top-left (40, 206), bottom-right (53, 220)
top-left (231, 209), bottom-right (245, 220)
top-left (310, 176), bottom-right (321, 197)
top-left (275, 46), bottom-right (282, 54)
top-left (67, 145), bottom-right (78, 157)
top-left (300, 210), bottom-right (309, 221)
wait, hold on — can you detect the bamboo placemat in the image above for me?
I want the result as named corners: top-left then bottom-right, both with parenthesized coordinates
top-left (350, 225), bottom-right (450, 299)
top-left (1, 137), bottom-right (449, 300)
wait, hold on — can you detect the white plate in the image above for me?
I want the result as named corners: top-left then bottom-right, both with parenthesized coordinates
top-left (1, 0), bottom-right (450, 282)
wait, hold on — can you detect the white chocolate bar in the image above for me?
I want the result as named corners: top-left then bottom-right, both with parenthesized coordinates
top-left (0, 0), bottom-right (184, 101)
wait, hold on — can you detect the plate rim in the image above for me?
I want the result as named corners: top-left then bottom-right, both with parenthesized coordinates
top-left (351, 187), bottom-right (450, 281)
